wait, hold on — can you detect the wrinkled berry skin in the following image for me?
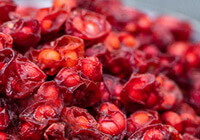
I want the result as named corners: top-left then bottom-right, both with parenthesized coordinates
top-left (65, 9), bottom-right (111, 45)
top-left (54, 56), bottom-right (102, 108)
top-left (35, 8), bottom-right (68, 41)
top-left (101, 74), bottom-right (124, 106)
top-left (0, 48), bottom-right (46, 99)
top-left (26, 35), bottom-right (84, 75)
top-left (19, 100), bottom-right (63, 129)
top-left (5, 55), bottom-right (46, 99)
top-left (18, 122), bottom-right (41, 140)
top-left (61, 106), bottom-right (110, 140)
top-left (86, 44), bottom-right (159, 79)
top-left (156, 74), bottom-right (183, 110)
top-left (103, 49), bottom-right (137, 79)
top-left (96, 102), bottom-right (126, 139)
top-left (128, 124), bottom-right (183, 140)
top-left (79, 57), bottom-right (102, 82)
top-left (34, 81), bottom-right (61, 102)
top-left (0, 18), bottom-right (41, 53)
top-left (120, 73), bottom-right (162, 111)
top-left (86, 44), bottom-right (136, 79)
top-left (0, 0), bottom-right (199, 139)
top-left (55, 66), bottom-right (102, 107)
top-left (127, 110), bottom-right (160, 137)
top-left (44, 122), bottom-right (66, 140)
top-left (38, 9), bottom-right (68, 35)
top-left (0, 48), bottom-right (15, 89)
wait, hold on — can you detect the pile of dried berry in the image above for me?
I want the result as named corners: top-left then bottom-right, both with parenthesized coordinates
top-left (0, 0), bottom-right (200, 139)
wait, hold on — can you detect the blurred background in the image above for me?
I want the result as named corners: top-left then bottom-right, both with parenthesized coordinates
top-left (15, 0), bottom-right (200, 30)
top-left (124, 0), bottom-right (200, 32)
top-left (125, 0), bottom-right (200, 21)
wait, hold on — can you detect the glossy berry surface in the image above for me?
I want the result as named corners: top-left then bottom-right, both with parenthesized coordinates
top-left (0, 0), bottom-right (200, 139)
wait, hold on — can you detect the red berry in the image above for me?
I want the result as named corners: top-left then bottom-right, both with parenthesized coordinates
top-left (161, 111), bottom-right (183, 133)
top-left (97, 102), bottom-right (126, 138)
top-left (79, 57), bottom-right (102, 82)
top-left (65, 9), bottom-right (111, 45)
top-left (127, 110), bottom-right (160, 137)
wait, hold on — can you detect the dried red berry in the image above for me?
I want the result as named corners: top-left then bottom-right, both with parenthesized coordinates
top-left (0, 0), bottom-right (199, 139)
top-left (34, 81), bottom-right (60, 102)
top-left (20, 101), bottom-right (63, 129)
top-left (55, 67), bottom-right (102, 107)
top-left (61, 106), bottom-right (98, 129)
top-left (120, 73), bottom-right (162, 111)
top-left (55, 68), bottom-right (81, 88)
top-left (0, 48), bottom-right (46, 99)
top-left (127, 110), bottom-right (160, 137)
top-left (128, 124), bottom-right (183, 140)
top-left (37, 9), bottom-right (68, 36)
top-left (79, 57), bottom-right (102, 82)
top-left (65, 9), bottom-right (111, 45)
top-left (161, 111), bottom-right (183, 133)
top-left (156, 74), bottom-right (183, 110)
top-left (19, 122), bottom-right (41, 140)
top-left (44, 122), bottom-right (66, 140)
top-left (104, 49), bottom-right (136, 79)
top-left (102, 74), bottom-right (124, 106)
top-left (52, 35), bottom-right (85, 67)
top-left (26, 35), bottom-right (84, 75)
top-left (0, 18), bottom-right (41, 52)
top-left (97, 102), bottom-right (126, 139)
top-left (26, 47), bottom-right (63, 76)
top-left (0, 48), bottom-right (15, 90)
top-left (61, 106), bottom-right (109, 139)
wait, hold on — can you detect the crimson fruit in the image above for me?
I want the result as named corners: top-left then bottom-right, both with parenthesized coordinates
top-left (0, 0), bottom-right (200, 139)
